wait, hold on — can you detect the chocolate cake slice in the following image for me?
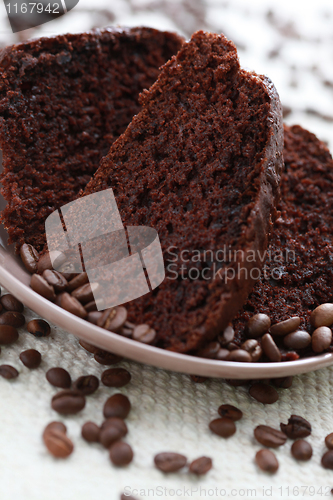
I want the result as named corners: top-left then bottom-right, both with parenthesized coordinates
top-left (83, 31), bottom-right (283, 353)
top-left (233, 124), bottom-right (333, 355)
top-left (0, 27), bottom-right (183, 251)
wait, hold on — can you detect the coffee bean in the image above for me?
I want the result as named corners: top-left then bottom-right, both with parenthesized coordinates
top-left (72, 283), bottom-right (99, 305)
top-left (20, 243), bottom-right (39, 274)
top-left (226, 378), bottom-right (249, 387)
top-left (81, 422), bottom-right (100, 443)
top-left (197, 341), bottom-right (220, 359)
top-left (291, 439), bottom-right (312, 460)
top-left (99, 418), bottom-right (128, 448)
top-left (246, 313), bottom-right (271, 338)
top-left (103, 393), bottom-right (131, 419)
top-left (43, 421), bottom-right (67, 437)
top-left (0, 364), bottom-right (18, 379)
top-left (312, 326), bottom-right (332, 353)
top-left (94, 350), bottom-right (123, 365)
top-left (46, 367), bottom-right (71, 388)
top-left (227, 349), bottom-right (252, 362)
top-left (19, 349), bottom-right (42, 369)
top-left (79, 339), bottom-right (99, 354)
top-left (218, 404), bottom-right (243, 421)
top-left (218, 325), bottom-right (235, 346)
top-left (37, 252), bottom-right (55, 274)
top-left (0, 311), bottom-right (25, 328)
top-left (51, 389), bottom-right (86, 415)
top-left (120, 495), bottom-right (138, 500)
top-left (325, 433), bottom-right (333, 449)
top-left (270, 316), bottom-right (301, 336)
top-left (67, 273), bottom-right (89, 292)
top-left (190, 375), bottom-right (208, 383)
top-left (272, 376), bottom-right (293, 389)
top-left (209, 418), bottom-right (236, 438)
top-left (85, 301), bottom-right (98, 313)
top-left (255, 449), bottom-right (279, 473)
top-left (216, 348), bottom-right (229, 360)
top-left (310, 303), bottom-right (333, 328)
top-left (97, 307), bottom-right (127, 333)
top-left (101, 368), bottom-right (131, 388)
top-left (42, 270), bottom-right (68, 292)
top-left (0, 294), bottom-right (24, 313)
top-left (241, 339), bottom-right (262, 362)
top-left (87, 311), bottom-right (103, 325)
top-left (322, 450), bottom-right (333, 469)
top-left (261, 333), bottom-right (281, 362)
top-left (132, 324), bottom-right (156, 344)
top-left (60, 293), bottom-right (87, 319)
top-left (30, 274), bottom-right (56, 301)
top-left (43, 428), bottom-right (74, 458)
top-left (283, 330), bottom-right (311, 349)
top-left (0, 325), bottom-right (18, 344)
top-left (109, 441), bottom-right (133, 466)
top-left (27, 319), bottom-right (51, 337)
top-left (254, 425), bottom-right (287, 448)
top-left (249, 383), bottom-right (279, 404)
top-left (72, 375), bottom-right (99, 395)
top-left (189, 456), bottom-right (212, 475)
top-left (280, 415), bottom-right (311, 439)
top-left (154, 452), bottom-right (187, 473)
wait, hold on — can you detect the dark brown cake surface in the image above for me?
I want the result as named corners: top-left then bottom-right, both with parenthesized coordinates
top-left (0, 27), bottom-right (183, 250)
top-left (83, 31), bottom-right (283, 353)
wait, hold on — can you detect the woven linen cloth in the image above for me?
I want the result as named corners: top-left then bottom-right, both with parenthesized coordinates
top-left (1, 1), bottom-right (333, 499)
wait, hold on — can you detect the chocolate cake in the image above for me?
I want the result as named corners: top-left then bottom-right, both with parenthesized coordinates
top-left (83, 31), bottom-right (283, 353)
top-left (0, 27), bottom-right (184, 251)
top-left (233, 124), bottom-right (333, 352)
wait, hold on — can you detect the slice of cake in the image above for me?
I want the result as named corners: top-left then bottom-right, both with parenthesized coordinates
top-left (0, 27), bottom-right (184, 251)
top-left (83, 31), bottom-right (283, 353)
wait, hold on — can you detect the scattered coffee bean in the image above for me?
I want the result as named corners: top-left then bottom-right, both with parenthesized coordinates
top-left (79, 339), bottom-right (98, 353)
top-left (270, 316), bottom-right (301, 336)
top-left (43, 421), bottom-right (67, 437)
top-left (120, 495), bottom-right (138, 500)
top-left (227, 349), bottom-right (252, 362)
top-left (71, 283), bottom-right (100, 305)
top-left (42, 270), bottom-right (68, 292)
top-left (60, 293), bottom-right (88, 319)
top-left (87, 311), bottom-right (102, 325)
top-left (109, 441), bottom-right (133, 466)
top-left (0, 364), bottom-right (18, 379)
top-left (27, 319), bottom-right (51, 337)
top-left (0, 311), bottom-right (25, 328)
top-left (37, 251), bottom-right (62, 274)
top-left (97, 307), bottom-right (127, 333)
top-left (0, 325), bottom-right (18, 344)
top-left (19, 349), bottom-right (42, 369)
top-left (67, 273), bottom-right (89, 293)
top-left (226, 378), bottom-right (249, 387)
top-left (190, 375), bottom-right (208, 383)
top-left (261, 333), bottom-right (281, 362)
top-left (322, 450), bottom-right (333, 469)
top-left (312, 326), bottom-right (332, 353)
top-left (241, 339), bottom-right (262, 362)
top-left (94, 350), bottom-right (123, 365)
top-left (99, 418), bottom-right (128, 448)
top-left (209, 418), bottom-right (236, 438)
top-left (132, 324), bottom-right (156, 344)
top-left (30, 274), bottom-right (56, 301)
top-left (20, 243), bottom-right (39, 274)
top-left (154, 452), bottom-right (187, 473)
top-left (0, 294), bottom-right (24, 313)
top-left (216, 348), bottom-right (229, 360)
top-left (247, 313), bottom-right (271, 338)
top-left (101, 368), bottom-right (131, 388)
top-left (51, 389), bottom-right (86, 415)
top-left (72, 375), bottom-right (99, 395)
top-left (85, 301), bottom-right (98, 313)
top-left (43, 428), bottom-right (74, 458)
top-left (254, 425), bottom-right (287, 448)
top-left (218, 325), bottom-right (235, 346)
top-left (81, 422), bottom-right (100, 443)
top-left (197, 342), bottom-right (220, 359)
top-left (103, 393), bottom-right (131, 419)
top-left (291, 439), bottom-right (312, 460)
top-left (325, 433), bottom-right (333, 449)
top-left (280, 415), bottom-right (311, 439)
top-left (255, 449), bottom-right (279, 473)
top-left (46, 367), bottom-right (71, 388)
top-left (189, 456), bottom-right (212, 475)
top-left (283, 330), bottom-right (311, 349)
top-left (272, 376), bottom-right (293, 388)
top-left (310, 303), bottom-right (333, 328)
top-left (249, 383), bottom-right (279, 404)
top-left (218, 404), bottom-right (243, 421)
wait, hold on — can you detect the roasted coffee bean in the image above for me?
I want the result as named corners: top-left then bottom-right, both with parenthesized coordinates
top-left (261, 333), bottom-right (281, 362)
top-left (42, 270), bottom-right (68, 292)
top-left (255, 449), bottom-right (279, 473)
top-left (0, 324), bottom-right (18, 344)
top-left (280, 415), bottom-right (311, 439)
top-left (226, 342), bottom-right (238, 351)
top-left (249, 383), bottom-right (279, 404)
top-left (55, 293), bottom-right (65, 307)
top-left (209, 418), bottom-right (236, 438)
top-left (226, 379), bottom-right (249, 387)
top-left (67, 273), bottom-right (89, 292)
top-left (154, 452), bottom-right (187, 473)
top-left (20, 243), bottom-right (39, 274)
top-left (94, 350), bottom-right (123, 365)
top-left (87, 311), bottom-right (102, 325)
top-left (101, 368), bottom-right (131, 388)
top-left (197, 342), bottom-right (220, 359)
top-left (241, 339), bottom-right (262, 362)
top-left (46, 367), bottom-right (71, 389)
top-left (99, 418), bottom-right (128, 448)
top-left (254, 425), bottom-right (287, 448)
top-left (120, 495), bottom-right (138, 500)
top-left (0, 311), bottom-right (25, 328)
top-left (227, 349), bottom-right (252, 362)
top-left (103, 393), bottom-right (131, 419)
top-left (132, 324), bottom-right (156, 344)
top-left (27, 319), bottom-right (51, 337)
top-left (71, 283), bottom-right (99, 305)
top-left (109, 441), bottom-right (133, 466)
top-left (43, 428), bottom-right (74, 458)
top-left (312, 326), bottom-right (332, 353)
top-left (19, 349), bottom-right (42, 369)
top-left (81, 422), bottom-right (100, 443)
top-left (283, 330), bottom-right (311, 349)
top-left (30, 274), bottom-right (56, 301)
top-left (216, 348), bottom-right (229, 360)
top-left (0, 294), bottom-right (24, 313)
top-left (291, 439), bottom-right (312, 460)
top-left (218, 325), bottom-right (235, 346)
top-left (325, 433), bottom-right (333, 449)
top-left (310, 303), bottom-right (333, 328)
top-left (60, 293), bottom-right (87, 319)
top-left (190, 375), bottom-right (208, 383)
top-left (37, 251), bottom-right (56, 274)
top-left (247, 313), bottom-right (271, 338)
top-left (189, 456), bottom-right (212, 475)
top-left (85, 301), bottom-right (98, 312)
top-left (79, 339), bottom-right (99, 354)
top-left (97, 307), bottom-right (127, 333)
top-left (43, 421), bottom-right (67, 437)
top-left (51, 389), bottom-right (86, 415)
top-left (322, 450), bottom-right (333, 469)
top-left (72, 375), bottom-right (99, 395)
top-left (270, 316), bottom-right (301, 336)
top-left (272, 376), bottom-right (293, 389)
top-left (218, 404), bottom-right (243, 421)
top-left (0, 364), bottom-right (18, 379)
